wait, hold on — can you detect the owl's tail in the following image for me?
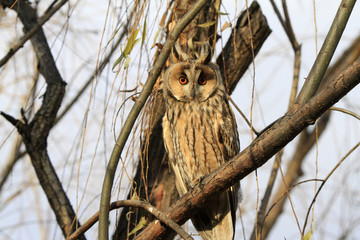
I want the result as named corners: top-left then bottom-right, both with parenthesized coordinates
top-left (191, 186), bottom-right (239, 240)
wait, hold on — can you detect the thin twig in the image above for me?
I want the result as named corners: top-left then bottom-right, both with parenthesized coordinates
top-left (55, 22), bottom-right (128, 124)
top-left (329, 106), bottom-right (360, 120)
top-left (260, 178), bottom-right (324, 239)
top-left (67, 200), bottom-right (193, 240)
top-left (281, 0), bottom-right (299, 51)
top-left (276, 149), bottom-right (303, 238)
top-left (228, 96), bottom-right (259, 136)
top-left (269, 0), bottom-right (286, 32)
top-left (98, 1), bottom-right (209, 239)
top-left (302, 141), bottom-right (360, 235)
top-left (269, 0), bottom-right (301, 108)
top-left (0, 0), bottom-right (69, 67)
top-left (250, 152), bottom-right (280, 240)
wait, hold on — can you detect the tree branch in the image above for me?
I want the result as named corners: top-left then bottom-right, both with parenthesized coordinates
top-left (0, 0), bottom-right (85, 239)
top-left (217, 1), bottom-right (271, 94)
top-left (260, 35), bottom-right (360, 239)
top-left (136, 59), bottom-right (360, 239)
top-left (98, 1), bottom-right (209, 239)
top-left (0, 0), bottom-right (69, 67)
top-left (295, 0), bottom-right (356, 106)
top-left (67, 200), bottom-right (193, 240)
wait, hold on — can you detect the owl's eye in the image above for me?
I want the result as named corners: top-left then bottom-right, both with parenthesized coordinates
top-left (179, 76), bottom-right (188, 85)
top-left (198, 76), bottom-right (207, 85)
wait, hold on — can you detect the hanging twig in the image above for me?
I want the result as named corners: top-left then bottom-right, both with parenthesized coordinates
top-left (329, 107), bottom-right (360, 120)
top-left (302, 141), bottom-right (360, 235)
top-left (228, 96), bottom-right (260, 136)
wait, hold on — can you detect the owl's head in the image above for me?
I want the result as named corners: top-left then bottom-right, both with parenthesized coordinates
top-left (163, 43), bottom-right (225, 103)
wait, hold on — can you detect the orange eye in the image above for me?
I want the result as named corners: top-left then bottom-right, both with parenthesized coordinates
top-left (179, 76), bottom-right (188, 85)
top-left (198, 76), bottom-right (207, 85)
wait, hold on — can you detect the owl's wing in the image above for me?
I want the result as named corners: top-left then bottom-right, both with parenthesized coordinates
top-left (162, 114), bottom-right (188, 196)
top-left (162, 114), bottom-right (174, 161)
top-left (217, 101), bottom-right (241, 237)
top-left (217, 102), bottom-right (240, 160)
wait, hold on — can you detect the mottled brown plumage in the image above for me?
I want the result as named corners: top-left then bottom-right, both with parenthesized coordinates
top-left (162, 43), bottom-right (240, 240)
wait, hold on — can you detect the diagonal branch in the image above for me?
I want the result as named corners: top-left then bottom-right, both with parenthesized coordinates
top-left (98, 0), bottom-right (209, 239)
top-left (0, 0), bottom-right (69, 67)
top-left (295, 0), bottom-right (356, 106)
top-left (135, 59), bottom-right (360, 239)
top-left (260, 35), bottom-right (360, 239)
top-left (217, 1), bottom-right (271, 94)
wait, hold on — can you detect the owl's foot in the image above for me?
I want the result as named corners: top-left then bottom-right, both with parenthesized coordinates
top-left (193, 176), bottom-right (206, 189)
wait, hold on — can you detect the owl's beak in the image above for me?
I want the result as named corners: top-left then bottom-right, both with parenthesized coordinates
top-left (190, 88), bottom-right (196, 99)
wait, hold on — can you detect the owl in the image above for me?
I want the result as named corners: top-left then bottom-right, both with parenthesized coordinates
top-left (162, 43), bottom-right (240, 240)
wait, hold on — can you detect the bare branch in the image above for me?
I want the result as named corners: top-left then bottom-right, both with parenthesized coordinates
top-left (260, 35), bottom-right (360, 239)
top-left (302, 141), bottom-right (360, 235)
top-left (67, 200), bottom-right (193, 240)
top-left (0, 0), bottom-right (69, 67)
top-left (0, 1), bottom-right (85, 238)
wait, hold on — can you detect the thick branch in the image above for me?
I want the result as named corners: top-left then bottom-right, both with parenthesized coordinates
top-left (136, 59), bottom-right (360, 239)
top-left (217, 1), bottom-right (271, 94)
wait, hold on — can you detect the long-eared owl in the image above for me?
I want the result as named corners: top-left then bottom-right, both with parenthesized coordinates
top-left (162, 43), bottom-right (240, 240)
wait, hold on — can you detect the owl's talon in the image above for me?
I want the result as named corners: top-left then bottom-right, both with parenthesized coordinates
top-left (198, 176), bottom-right (204, 183)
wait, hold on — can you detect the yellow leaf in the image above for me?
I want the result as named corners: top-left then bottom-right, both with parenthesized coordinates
top-left (221, 22), bottom-right (232, 32)
top-left (141, 19), bottom-right (147, 47)
top-left (112, 29), bottom-right (140, 70)
top-left (302, 225), bottom-right (315, 240)
top-left (198, 21), bottom-right (216, 28)
top-left (128, 216), bottom-right (147, 236)
top-left (131, 191), bottom-right (140, 201)
top-left (215, 7), bottom-right (229, 15)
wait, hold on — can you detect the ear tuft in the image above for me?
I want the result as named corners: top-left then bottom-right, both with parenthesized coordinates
top-left (173, 43), bottom-right (191, 62)
top-left (197, 43), bottom-right (212, 64)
